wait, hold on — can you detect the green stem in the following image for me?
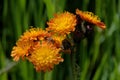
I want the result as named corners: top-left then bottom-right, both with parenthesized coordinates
top-left (71, 44), bottom-right (78, 80)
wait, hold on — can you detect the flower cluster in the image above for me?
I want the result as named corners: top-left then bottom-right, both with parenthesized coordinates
top-left (11, 9), bottom-right (106, 72)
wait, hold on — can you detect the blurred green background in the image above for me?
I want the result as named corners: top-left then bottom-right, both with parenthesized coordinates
top-left (0, 0), bottom-right (120, 80)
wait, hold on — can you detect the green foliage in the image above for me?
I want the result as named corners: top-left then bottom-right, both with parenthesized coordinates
top-left (0, 0), bottom-right (120, 80)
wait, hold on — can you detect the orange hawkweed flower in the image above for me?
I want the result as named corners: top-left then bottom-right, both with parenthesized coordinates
top-left (52, 34), bottom-right (66, 48)
top-left (76, 9), bottom-right (106, 29)
top-left (20, 28), bottom-right (51, 41)
top-left (26, 41), bottom-right (63, 72)
top-left (47, 12), bottom-right (77, 35)
top-left (11, 28), bottom-right (51, 61)
top-left (11, 40), bottom-right (37, 61)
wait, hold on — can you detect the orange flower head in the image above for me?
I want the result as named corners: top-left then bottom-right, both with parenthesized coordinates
top-left (47, 12), bottom-right (77, 35)
top-left (11, 40), bottom-right (36, 61)
top-left (26, 41), bottom-right (64, 72)
top-left (20, 28), bottom-right (51, 41)
top-left (76, 9), bottom-right (106, 29)
top-left (11, 28), bottom-right (51, 61)
top-left (52, 34), bottom-right (66, 48)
